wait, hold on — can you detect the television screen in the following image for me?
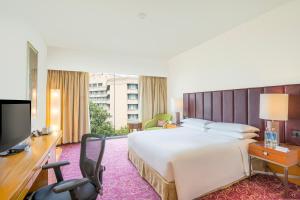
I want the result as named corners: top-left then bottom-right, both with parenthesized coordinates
top-left (0, 100), bottom-right (31, 153)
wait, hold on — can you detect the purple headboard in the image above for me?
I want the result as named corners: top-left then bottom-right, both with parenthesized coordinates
top-left (183, 84), bottom-right (300, 145)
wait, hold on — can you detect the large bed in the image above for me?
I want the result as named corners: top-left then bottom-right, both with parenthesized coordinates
top-left (128, 126), bottom-right (255, 200)
top-left (128, 84), bottom-right (300, 200)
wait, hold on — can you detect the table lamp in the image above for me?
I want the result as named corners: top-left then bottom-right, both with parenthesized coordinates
top-left (172, 98), bottom-right (183, 125)
top-left (259, 94), bottom-right (289, 147)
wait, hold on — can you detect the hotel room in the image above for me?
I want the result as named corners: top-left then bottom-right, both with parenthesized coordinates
top-left (0, 0), bottom-right (300, 200)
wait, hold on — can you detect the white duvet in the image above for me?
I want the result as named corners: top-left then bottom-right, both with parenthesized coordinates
top-left (128, 127), bottom-right (255, 200)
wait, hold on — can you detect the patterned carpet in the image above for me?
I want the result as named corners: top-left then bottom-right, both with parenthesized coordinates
top-left (52, 138), bottom-right (300, 200)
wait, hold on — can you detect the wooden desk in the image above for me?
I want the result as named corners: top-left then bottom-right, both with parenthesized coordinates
top-left (0, 131), bottom-right (61, 200)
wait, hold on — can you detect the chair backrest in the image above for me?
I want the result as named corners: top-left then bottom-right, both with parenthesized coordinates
top-left (79, 134), bottom-right (105, 192)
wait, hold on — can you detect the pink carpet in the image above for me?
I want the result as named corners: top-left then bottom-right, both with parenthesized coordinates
top-left (52, 138), bottom-right (300, 200)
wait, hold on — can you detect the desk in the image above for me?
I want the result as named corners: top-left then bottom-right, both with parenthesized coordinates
top-left (0, 131), bottom-right (61, 200)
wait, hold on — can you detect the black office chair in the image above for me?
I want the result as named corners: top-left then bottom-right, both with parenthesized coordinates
top-left (29, 134), bottom-right (106, 200)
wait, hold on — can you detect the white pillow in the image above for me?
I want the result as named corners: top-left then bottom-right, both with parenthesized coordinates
top-left (181, 123), bottom-right (207, 131)
top-left (208, 129), bottom-right (259, 139)
top-left (182, 118), bottom-right (212, 128)
top-left (206, 122), bottom-right (260, 133)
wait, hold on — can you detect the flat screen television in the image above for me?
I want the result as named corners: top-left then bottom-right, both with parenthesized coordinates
top-left (0, 100), bottom-right (31, 154)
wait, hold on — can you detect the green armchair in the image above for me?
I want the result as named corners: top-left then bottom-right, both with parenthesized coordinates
top-left (144, 113), bottom-right (173, 131)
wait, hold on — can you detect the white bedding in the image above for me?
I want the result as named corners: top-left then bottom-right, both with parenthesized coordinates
top-left (128, 127), bottom-right (255, 200)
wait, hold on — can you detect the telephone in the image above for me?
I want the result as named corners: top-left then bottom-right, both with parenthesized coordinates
top-left (31, 127), bottom-right (54, 137)
top-left (31, 130), bottom-right (42, 137)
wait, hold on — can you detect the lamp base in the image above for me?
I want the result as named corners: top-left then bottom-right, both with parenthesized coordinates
top-left (175, 112), bottom-right (181, 125)
top-left (264, 120), bottom-right (280, 148)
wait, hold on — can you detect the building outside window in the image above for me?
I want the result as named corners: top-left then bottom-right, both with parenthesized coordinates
top-left (89, 73), bottom-right (139, 136)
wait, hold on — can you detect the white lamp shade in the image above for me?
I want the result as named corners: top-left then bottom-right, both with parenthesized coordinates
top-left (259, 94), bottom-right (289, 121)
top-left (175, 99), bottom-right (183, 112)
top-left (171, 98), bottom-right (183, 113)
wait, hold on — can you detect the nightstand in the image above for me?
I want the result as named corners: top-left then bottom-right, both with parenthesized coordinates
top-left (248, 141), bottom-right (300, 197)
top-left (164, 123), bottom-right (179, 129)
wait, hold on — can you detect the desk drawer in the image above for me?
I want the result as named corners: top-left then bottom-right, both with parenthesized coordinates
top-left (17, 166), bottom-right (43, 200)
top-left (17, 153), bottom-right (49, 200)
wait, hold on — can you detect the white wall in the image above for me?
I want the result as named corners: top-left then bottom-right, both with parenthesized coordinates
top-left (47, 47), bottom-right (168, 77)
top-left (168, 0), bottom-right (300, 113)
top-left (0, 18), bottom-right (47, 129)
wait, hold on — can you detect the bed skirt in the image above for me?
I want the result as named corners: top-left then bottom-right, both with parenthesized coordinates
top-left (128, 148), bottom-right (178, 200)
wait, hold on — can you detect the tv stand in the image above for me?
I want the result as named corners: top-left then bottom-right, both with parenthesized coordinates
top-left (0, 143), bottom-right (30, 157)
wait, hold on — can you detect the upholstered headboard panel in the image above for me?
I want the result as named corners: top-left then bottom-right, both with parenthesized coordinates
top-left (183, 84), bottom-right (300, 145)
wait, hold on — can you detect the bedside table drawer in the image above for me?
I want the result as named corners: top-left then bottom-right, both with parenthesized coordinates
top-left (248, 141), bottom-right (300, 198)
top-left (249, 144), bottom-right (299, 167)
top-left (249, 148), bottom-right (281, 163)
top-left (165, 124), bottom-right (177, 129)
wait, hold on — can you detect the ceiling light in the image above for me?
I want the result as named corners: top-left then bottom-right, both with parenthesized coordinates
top-left (137, 12), bottom-right (147, 19)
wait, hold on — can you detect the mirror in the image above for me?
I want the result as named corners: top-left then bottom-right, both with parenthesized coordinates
top-left (27, 42), bottom-right (38, 119)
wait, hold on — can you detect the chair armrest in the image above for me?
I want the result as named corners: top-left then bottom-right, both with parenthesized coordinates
top-left (42, 161), bottom-right (70, 182)
top-left (42, 161), bottom-right (70, 170)
top-left (144, 119), bottom-right (157, 129)
top-left (53, 178), bottom-right (90, 193)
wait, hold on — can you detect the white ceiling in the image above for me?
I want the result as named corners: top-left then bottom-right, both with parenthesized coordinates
top-left (0, 0), bottom-right (291, 59)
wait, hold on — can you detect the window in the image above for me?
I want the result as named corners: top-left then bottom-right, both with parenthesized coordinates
top-left (89, 73), bottom-right (139, 137)
top-left (127, 83), bottom-right (138, 90)
top-left (128, 114), bottom-right (138, 120)
top-left (128, 104), bottom-right (138, 110)
top-left (128, 94), bottom-right (138, 100)
top-left (90, 83), bottom-right (97, 87)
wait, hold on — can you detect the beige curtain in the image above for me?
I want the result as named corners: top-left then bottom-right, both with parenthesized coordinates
top-left (139, 76), bottom-right (167, 122)
top-left (46, 70), bottom-right (89, 144)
